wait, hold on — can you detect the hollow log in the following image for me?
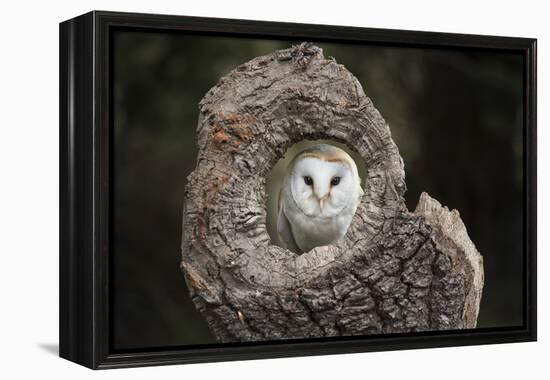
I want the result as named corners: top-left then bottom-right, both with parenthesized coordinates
top-left (180, 43), bottom-right (484, 342)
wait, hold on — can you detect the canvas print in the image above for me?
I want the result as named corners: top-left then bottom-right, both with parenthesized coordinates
top-left (112, 31), bottom-right (523, 350)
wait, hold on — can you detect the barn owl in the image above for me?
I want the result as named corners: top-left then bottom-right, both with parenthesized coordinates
top-left (277, 144), bottom-right (364, 253)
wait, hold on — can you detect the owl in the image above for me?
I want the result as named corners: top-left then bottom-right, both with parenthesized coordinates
top-left (277, 144), bottom-right (364, 253)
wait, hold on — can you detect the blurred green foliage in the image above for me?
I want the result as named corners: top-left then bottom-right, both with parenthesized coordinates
top-left (113, 30), bottom-right (523, 350)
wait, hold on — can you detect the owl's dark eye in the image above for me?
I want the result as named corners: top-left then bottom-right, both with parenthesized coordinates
top-left (304, 176), bottom-right (313, 186)
top-left (331, 176), bottom-right (341, 186)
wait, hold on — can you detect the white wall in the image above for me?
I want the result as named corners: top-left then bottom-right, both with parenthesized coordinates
top-left (0, 0), bottom-right (546, 378)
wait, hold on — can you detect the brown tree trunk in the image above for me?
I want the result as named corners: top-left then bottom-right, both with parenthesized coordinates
top-left (180, 43), bottom-right (484, 342)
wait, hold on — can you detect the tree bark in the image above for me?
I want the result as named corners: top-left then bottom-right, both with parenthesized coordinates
top-left (180, 42), bottom-right (484, 342)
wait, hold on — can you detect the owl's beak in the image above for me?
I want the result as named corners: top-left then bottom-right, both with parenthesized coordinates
top-left (317, 194), bottom-right (329, 212)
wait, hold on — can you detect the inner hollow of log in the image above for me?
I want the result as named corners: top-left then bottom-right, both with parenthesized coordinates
top-left (265, 138), bottom-right (368, 253)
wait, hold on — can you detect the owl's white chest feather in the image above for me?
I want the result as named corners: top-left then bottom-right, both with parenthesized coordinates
top-left (286, 205), bottom-right (355, 253)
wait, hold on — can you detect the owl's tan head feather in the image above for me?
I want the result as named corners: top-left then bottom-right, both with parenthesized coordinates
top-left (290, 144), bottom-right (361, 186)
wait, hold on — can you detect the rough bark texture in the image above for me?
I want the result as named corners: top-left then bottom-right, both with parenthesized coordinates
top-left (180, 43), bottom-right (484, 342)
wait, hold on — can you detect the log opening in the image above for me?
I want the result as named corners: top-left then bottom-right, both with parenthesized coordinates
top-left (265, 139), bottom-right (368, 252)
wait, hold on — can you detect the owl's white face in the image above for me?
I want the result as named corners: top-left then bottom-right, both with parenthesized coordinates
top-left (289, 157), bottom-right (358, 218)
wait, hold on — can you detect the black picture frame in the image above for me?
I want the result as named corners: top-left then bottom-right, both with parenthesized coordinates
top-left (59, 10), bottom-right (537, 369)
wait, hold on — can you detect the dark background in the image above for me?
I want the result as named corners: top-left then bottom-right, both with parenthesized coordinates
top-left (112, 30), bottom-right (524, 350)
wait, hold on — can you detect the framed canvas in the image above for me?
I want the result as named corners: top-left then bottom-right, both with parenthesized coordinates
top-left (59, 10), bottom-right (537, 369)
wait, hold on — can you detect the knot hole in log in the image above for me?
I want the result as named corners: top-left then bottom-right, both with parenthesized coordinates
top-left (265, 139), bottom-right (369, 252)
